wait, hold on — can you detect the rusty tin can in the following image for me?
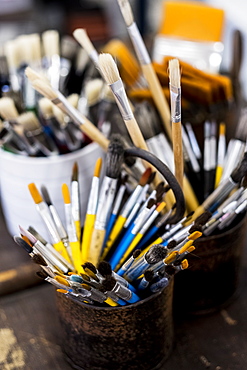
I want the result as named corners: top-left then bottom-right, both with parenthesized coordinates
top-left (56, 278), bottom-right (174, 370)
top-left (174, 215), bottom-right (247, 315)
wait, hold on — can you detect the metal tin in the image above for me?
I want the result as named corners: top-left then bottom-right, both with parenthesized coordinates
top-left (56, 278), bottom-right (174, 370)
top-left (173, 214), bottom-right (247, 315)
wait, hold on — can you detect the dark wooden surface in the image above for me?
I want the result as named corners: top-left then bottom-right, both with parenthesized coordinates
top-left (1, 206), bottom-right (247, 370)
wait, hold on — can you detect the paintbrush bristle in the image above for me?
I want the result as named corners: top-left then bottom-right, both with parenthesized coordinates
top-left (72, 162), bottom-right (78, 182)
top-left (32, 253), bottom-right (48, 266)
top-left (28, 226), bottom-right (47, 245)
top-left (139, 167), bottom-right (152, 186)
top-left (16, 112), bottom-right (41, 131)
top-left (28, 183), bottom-right (43, 204)
top-left (101, 275), bottom-right (116, 291)
top-left (55, 275), bottom-right (70, 287)
top-left (97, 261), bottom-right (112, 277)
top-left (73, 28), bottom-right (96, 56)
top-left (42, 29), bottom-right (60, 57)
top-left (82, 262), bottom-right (97, 274)
top-left (94, 157), bottom-right (102, 178)
top-left (25, 66), bottom-right (43, 83)
top-left (146, 245), bottom-right (168, 264)
top-left (231, 152), bottom-right (247, 183)
top-left (62, 183), bottom-right (71, 204)
top-left (40, 185), bottom-right (52, 206)
top-left (98, 53), bottom-right (120, 85)
top-left (168, 59), bottom-right (181, 89)
top-left (30, 79), bottom-right (57, 101)
top-left (67, 93), bottom-right (79, 108)
top-left (105, 134), bottom-right (125, 178)
top-left (117, 0), bottom-right (134, 27)
top-left (147, 198), bottom-right (156, 209)
top-left (144, 270), bottom-right (154, 282)
top-left (36, 270), bottom-right (49, 279)
top-left (13, 235), bottom-right (33, 254)
top-left (167, 240), bottom-right (177, 250)
top-left (0, 97), bottom-right (19, 120)
top-left (38, 98), bottom-right (54, 119)
top-left (133, 249), bottom-right (141, 259)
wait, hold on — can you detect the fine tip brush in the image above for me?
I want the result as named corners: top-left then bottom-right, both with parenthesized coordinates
top-left (88, 135), bottom-right (125, 266)
top-left (116, 0), bottom-right (172, 141)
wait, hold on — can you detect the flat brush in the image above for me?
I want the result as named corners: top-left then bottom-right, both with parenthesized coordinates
top-left (88, 135), bottom-right (124, 265)
top-left (116, 0), bottom-right (172, 140)
top-left (28, 182), bottom-right (70, 262)
top-left (98, 53), bottom-right (150, 156)
top-left (81, 157), bottom-right (102, 263)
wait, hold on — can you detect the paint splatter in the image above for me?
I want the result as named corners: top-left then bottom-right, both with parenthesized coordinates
top-left (0, 328), bottom-right (25, 369)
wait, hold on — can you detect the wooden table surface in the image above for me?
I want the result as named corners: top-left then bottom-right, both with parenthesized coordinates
top-left (1, 206), bottom-right (247, 370)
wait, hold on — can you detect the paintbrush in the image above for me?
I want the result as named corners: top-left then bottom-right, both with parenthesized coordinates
top-left (117, 249), bottom-right (141, 276)
top-left (28, 182), bottom-right (71, 262)
top-left (61, 183), bottom-right (81, 273)
top-left (98, 53), bottom-right (149, 155)
top-left (109, 198), bottom-right (157, 270)
top-left (81, 157), bottom-right (102, 263)
top-left (116, 0), bottom-right (172, 140)
top-left (4, 39), bottom-right (21, 92)
top-left (88, 135), bottom-right (125, 265)
top-left (215, 122), bottom-right (226, 188)
top-left (71, 162), bottom-right (81, 241)
top-left (101, 167), bottom-right (152, 259)
top-left (25, 66), bottom-right (109, 151)
top-left (27, 225), bottom-right (74, 271)
top-left (187, 152), bottom-right (247, 223)
top-left (169, 58), bottom-right (183, 189)
top-left (41, 29), bottom-right (60, 90)
top-left (40, 185), bottom-right (72, 263)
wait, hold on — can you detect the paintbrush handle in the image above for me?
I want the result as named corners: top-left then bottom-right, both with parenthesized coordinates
top-left (81, 213), bottom-right (96, 263)
top-left (141, 63), bottom-right (172, 141)
top-left (88, 228), bottom-right (106, 266)
top-left (79, 116), bottom-right (109, 151)
top-left (172, 121), bottom-right (184, 189)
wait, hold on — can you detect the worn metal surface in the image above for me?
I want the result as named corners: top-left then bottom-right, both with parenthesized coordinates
top-left (174, 215), bottom-right (247, 314)
top-left (56, 279), bottom-right (174, 370)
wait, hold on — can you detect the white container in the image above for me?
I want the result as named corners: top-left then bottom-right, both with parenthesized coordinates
top-left (0, 143), bottom-right (104, 240)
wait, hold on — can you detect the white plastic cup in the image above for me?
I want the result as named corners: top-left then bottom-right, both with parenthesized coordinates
top-left (0, 143), bottom-right (104, 240)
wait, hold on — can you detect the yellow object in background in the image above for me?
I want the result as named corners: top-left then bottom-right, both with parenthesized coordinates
top-left (159, 1), bottom-right (225, 42)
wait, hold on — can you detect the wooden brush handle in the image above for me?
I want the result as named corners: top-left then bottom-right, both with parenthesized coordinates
top-left (88, 228), bottom-right (106, 266)
top-left (172, 121), bottom-right (184, 189)
top-left (141, 63), bottom-right (172, 141)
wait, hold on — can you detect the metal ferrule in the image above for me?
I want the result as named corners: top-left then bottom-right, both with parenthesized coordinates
top-left (117, 256), bottom-right (134, 275)
top-left (71, 181), bottom-right (80, 221)
top-left (150, 277), bottom-right (169, 293)
top-left (204, 177), bottom-right (237, 212)
top-left (127, 22), bottom-right (151, 65)
top-left (37, 202), bottom-right (60, 243)
top-left (110, 79), bottom-right (133, 121)
top-left (35, 240), bottom-right (69, 274)
top-left (87, 177), bottom-right (99, 214)
top-left (112, 281), bottom-right (132, 301)
top-left (49, 205), bottom-right (67, 239)
top-left (122, 185), bottom-right (142, 217)
top-left (140, 209), bottom-right (159, 234)
top-left (112, 185), bottom-right (126, 215)
top-left (125, 258), bottom-right (149, 281)
top-left (203, 219), bottom-right (221, 236)
top-left (95, 177), bottom-right (117, 229)
top-left (64, 203), bottom-right (77, 242)
top-left (89, 287), bottom-right (108, 303)
top-left (169, 84), bottom-right (181, 123)
top-left (132, 206), bottom-right (155, 235)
